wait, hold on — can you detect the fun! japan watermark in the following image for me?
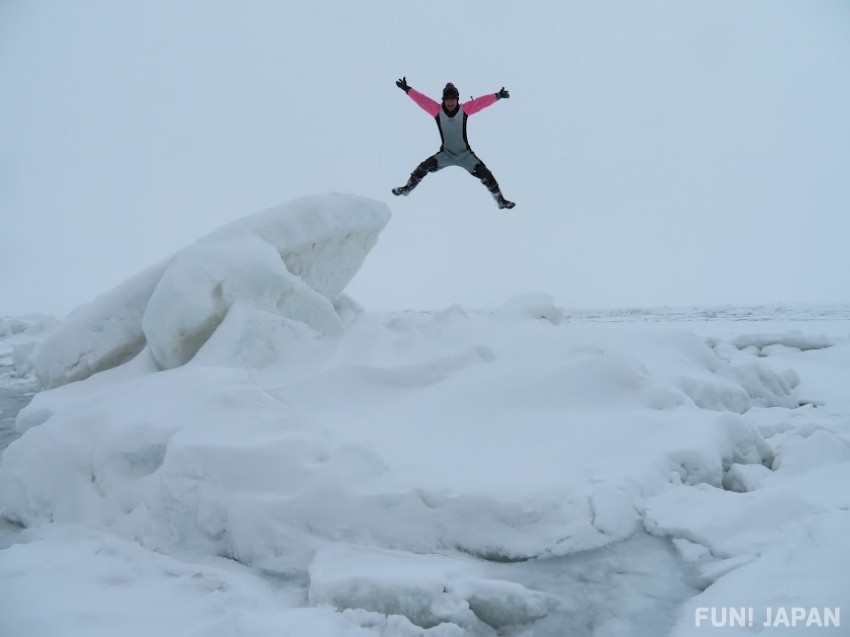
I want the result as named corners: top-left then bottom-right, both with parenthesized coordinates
top-left (695, 607), bottom-right (841, 629)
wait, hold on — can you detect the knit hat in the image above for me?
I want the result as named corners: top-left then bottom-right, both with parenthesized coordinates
top-left (442, 82), bottom-right (459, 100)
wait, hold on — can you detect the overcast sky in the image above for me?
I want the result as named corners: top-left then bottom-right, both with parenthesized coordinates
top-left (3, 1), bottom-right (850, 317)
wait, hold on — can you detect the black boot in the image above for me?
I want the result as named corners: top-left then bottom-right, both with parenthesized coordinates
top-left (494, 192), bottom-right (516, 209)
top-left (473, 162), bottom-right (514, 209)
top-left (392, 172), bottom-right (424, 196)
top-left (392, 182), bottom-right (414, 196)
top-left (393, 156), bottom-right (438, 197)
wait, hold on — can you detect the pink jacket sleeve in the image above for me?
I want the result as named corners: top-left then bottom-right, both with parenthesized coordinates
top-left (407, 88), bottom-right (441, 116)
top-left (462, 93), bottom-right (499, 116)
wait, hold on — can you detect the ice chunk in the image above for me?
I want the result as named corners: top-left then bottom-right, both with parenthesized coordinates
top-left (732, 332), bottom-right (832, 352)
top-left (30, 194), bottom-right (390, 385)
top-left (308, 544), bottom-right (551, 630)
top-left (497, 293), bottom-right (566, 325)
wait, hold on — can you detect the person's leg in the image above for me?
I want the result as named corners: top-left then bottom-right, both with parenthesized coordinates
top-left (468, 157), bottom-right (515, 209)
top-left (392, 154), bottom-right (440, 196)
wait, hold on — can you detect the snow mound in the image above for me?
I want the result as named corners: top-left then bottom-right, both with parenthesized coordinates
top-left (5, 312), bottom-right (806, 566)
top-left (730, 332), bottom-right (833, 352)
top-left (677, 340), bottom-right (801, 413)
top-left (497, 293), bottom-right (565, 325)
top-left (308, 544), bottom-right (552, 631)
top-left (31, 194), bottom-right (391, 385)
top-left (771, 428), bottom-right (850, 474)
top-left (188, 302), bottom-right (324, 370)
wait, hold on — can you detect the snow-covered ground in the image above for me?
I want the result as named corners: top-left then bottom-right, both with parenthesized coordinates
top-left (1, 196), bottom-right (848, 636)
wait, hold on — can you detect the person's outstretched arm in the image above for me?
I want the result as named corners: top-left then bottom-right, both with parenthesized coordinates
top-left (463, 87), bottom-right (510, 115)
top-left (396, 77), bottom-right (441, 116)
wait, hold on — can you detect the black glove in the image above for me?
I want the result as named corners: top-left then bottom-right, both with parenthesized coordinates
top-left (497, 87), bottom-right (510, 99)
top-left (396, 77), bottom-right (411, 93)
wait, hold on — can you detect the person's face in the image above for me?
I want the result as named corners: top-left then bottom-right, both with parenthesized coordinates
top-left (444, 96), bottom-right (458, 108)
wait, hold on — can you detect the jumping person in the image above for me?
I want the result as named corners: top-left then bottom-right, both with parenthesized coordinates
top-left (392, 78), bottom-right (515, 209)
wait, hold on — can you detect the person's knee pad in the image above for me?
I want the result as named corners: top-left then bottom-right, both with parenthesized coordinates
top-left (413, 157), bottom-right (438, 179)
top-left (472, 163), bottom-right (497, 188)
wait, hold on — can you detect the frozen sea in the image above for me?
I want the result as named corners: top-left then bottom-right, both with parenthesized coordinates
top-left (1, 304), bottom-right (848, 637)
